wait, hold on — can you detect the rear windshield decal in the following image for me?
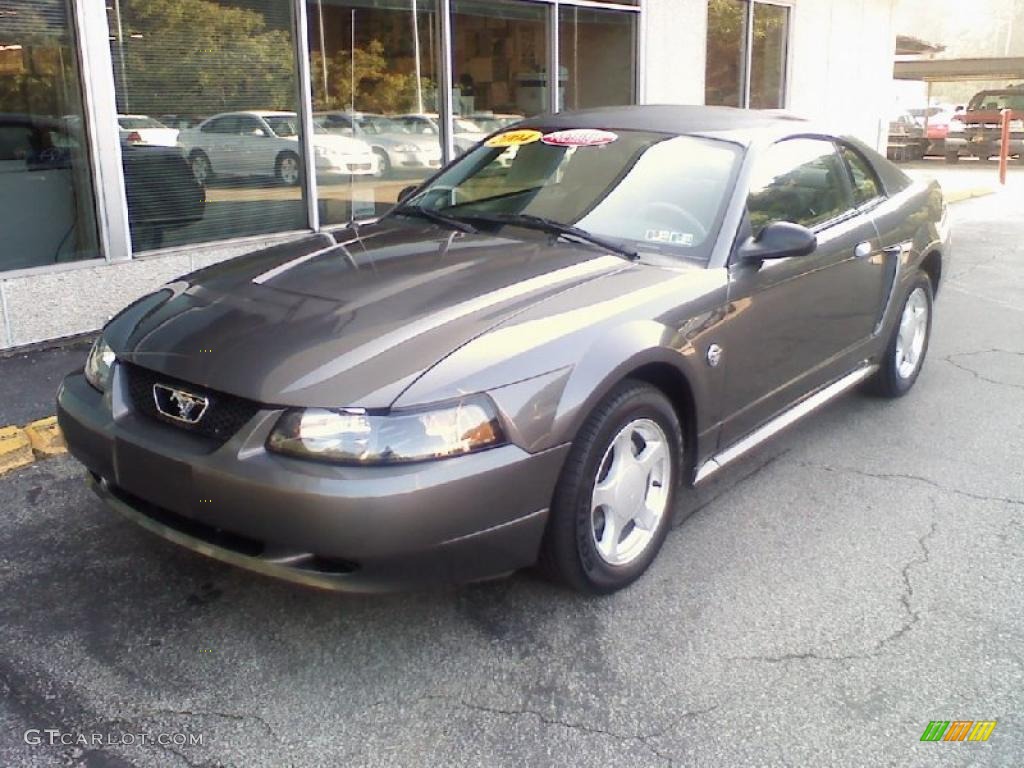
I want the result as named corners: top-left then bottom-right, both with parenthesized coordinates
top-left (541, 129), bottom-right (618, 147)
top-left (485, 129), bottom-right (543, 148)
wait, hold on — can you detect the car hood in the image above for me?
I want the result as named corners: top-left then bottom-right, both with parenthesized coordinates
top-left (109, 220), bottom-right (631, 409)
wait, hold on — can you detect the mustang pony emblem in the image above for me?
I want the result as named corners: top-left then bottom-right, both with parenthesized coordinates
top-left (153, 383), bottom-right (209, 424)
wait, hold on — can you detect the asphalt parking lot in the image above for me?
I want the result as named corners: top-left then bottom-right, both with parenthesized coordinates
top-left (1, 186), bottom-right (1022, 767)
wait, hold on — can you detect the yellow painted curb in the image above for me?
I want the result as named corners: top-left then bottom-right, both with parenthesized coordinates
top-left (946, 186), bottom-right (997, 204)
top-left (0, 426), bottom-right (35, 476)
top-left (25, 416), bottom-right (66, 459)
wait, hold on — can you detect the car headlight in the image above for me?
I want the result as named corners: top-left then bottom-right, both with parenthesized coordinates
top-left (84, 337), bottom-right (116, 392)
top-left (266, 395), bottom-right (505, 465)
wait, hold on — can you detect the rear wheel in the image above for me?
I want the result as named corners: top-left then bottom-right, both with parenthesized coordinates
top-left (275, 152), bottom-right (302, 186)
top-left (538, 381), bottom-right (682, 594)
top-left (865, 273), bottom-right (933, 398)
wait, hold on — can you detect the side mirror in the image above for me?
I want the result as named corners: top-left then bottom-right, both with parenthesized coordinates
top-left (397, 185), bottom-right (418, 203)
top-left (738, 221), bottom-right (817, 263)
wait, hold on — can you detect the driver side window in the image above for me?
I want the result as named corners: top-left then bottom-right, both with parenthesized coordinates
top-left (747, 138), bottom-right (854, 235)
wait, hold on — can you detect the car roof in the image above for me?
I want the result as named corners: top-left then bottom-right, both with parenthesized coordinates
top-left (525, 105), bottom-right (812, 145)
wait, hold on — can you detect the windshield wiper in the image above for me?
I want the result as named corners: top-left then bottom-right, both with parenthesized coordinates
top-left (457, 212), bottom-right (638, 261)
top-left (392, 204), bottom-right (478, 234)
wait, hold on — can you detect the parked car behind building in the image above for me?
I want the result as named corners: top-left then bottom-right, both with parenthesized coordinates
top-left (948, 86), bottom-right (1024, 162)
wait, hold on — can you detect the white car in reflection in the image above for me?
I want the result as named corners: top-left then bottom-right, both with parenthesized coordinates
top-left (118, 115), bottom-right (179, 147)
top-left (392, 113), bottom-right (485, 156)
top-left (315, 112), bottom-right (442, 178)
top-left (180, 110), bottom-right (378, 186)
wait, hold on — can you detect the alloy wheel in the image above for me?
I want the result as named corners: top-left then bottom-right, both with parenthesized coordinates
top-left (895, 286), bottom-right (929, 379)
top-left (590, 418), bottom-right (672, 566)
top-left (279, 155), bottom-right (300, 185)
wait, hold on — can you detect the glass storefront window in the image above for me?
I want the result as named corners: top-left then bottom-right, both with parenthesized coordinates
top-left (451, 0), bottom-right (547, 134)
top-left (706, 0), bottom-right (789, 110)
top-left (705, 0), bottom-right (748, 108)
top-left (559, 6), bottom-right (636, 111)
top-left (1, 0), bottom-right (100, 271)
top-left (107, 0), bottom-right (307, 251)
top-left (306, 0), bottom-right (442, 225)
top-left (749, 2), bottom-right (789, 109)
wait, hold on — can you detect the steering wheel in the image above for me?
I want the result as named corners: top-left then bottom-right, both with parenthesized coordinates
top-left (416, 184), bottom-right (458, 208)
top-left (640, 202), bottom-right (708, 244)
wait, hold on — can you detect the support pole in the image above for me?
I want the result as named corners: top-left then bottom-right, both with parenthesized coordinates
top-left (999, 107), bottom-right (1011, 186)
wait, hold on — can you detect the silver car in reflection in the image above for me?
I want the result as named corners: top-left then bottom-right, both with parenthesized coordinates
top-left (316, 112), bottom-right (442, 178)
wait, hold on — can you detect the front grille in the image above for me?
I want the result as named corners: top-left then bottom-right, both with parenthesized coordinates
top-left (122, 362), bottom-right (262, 444)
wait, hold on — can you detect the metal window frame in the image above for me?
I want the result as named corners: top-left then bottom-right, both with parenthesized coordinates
top-left (294, 0), bottom-right (321, 232)
top-left (74, 0), bottom-right (132, 263)
top-left (741, 0), bottom-right (793, 109)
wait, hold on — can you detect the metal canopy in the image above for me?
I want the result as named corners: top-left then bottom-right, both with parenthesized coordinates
top-left (894, 57), bottom-right (1024, 82)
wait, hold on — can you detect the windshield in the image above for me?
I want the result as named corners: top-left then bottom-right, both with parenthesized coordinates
top-left (357, 116), bottom-right (408, 134)
top-left (404, 128), bottom-right (741, 261)
top-left (968, 91), bottom-right (1024, 111)
top-left (266, 115), bottom-right (326, 136)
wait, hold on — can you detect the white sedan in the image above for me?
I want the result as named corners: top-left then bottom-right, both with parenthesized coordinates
top-left (118, 115), bottom-right (178, 147)
top-left (180, 111), bottom-right (378, 186)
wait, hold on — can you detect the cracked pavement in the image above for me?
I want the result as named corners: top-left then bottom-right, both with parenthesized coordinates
top-left (1, 190), bottom-right (1022, 767)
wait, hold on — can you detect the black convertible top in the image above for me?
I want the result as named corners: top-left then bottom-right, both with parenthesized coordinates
top-left (526, 104), bottom-right (913, 196)
top-left (529, 104), bottom-right (809, 143)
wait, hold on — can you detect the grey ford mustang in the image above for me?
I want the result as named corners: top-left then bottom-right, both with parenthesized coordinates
top-left (58, 106), bottom-right (949, 594)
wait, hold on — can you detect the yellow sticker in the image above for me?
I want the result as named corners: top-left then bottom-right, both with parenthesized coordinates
top-left (485, 129), bottom-right (543, 148)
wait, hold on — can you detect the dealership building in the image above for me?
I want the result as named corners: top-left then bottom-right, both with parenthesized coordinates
top-left (0, 0), bottom-right (896, 350)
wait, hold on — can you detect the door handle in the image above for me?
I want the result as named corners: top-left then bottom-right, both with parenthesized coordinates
top-left (854, 241), bottom-right (872, 259)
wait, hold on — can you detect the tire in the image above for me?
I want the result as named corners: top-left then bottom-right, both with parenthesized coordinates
top-left (538, 381), bottom-right (682, 594)
top-left (944, 151), bottom-right (960, 164)
top-left (275, 151), bottom-right (302, 186)
top-left (189, 151), bottom-right (212, 185)
top-left (865, 272), bottom-right (933, 398)
top-left (373, 148), bottom-right (391, 178)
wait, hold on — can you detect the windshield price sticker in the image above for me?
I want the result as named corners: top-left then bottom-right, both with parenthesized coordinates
top-left (541, 129), bottom-right (618, 147)
top-left (485, 129), bottom-right (543, 148)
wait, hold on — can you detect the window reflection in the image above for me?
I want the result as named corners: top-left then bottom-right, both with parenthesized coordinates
top-left (451, 0), bottom-right (545, 132)
top-left (559, 7), bottom-right (636, 111)
top-left (705, 0), bottom-right (747, 108)
top-left (749, 3), bottom-right (788, 109)
top-left (0, 0), bottom-right (100, 271)
top-left (108, 0), bottom-right (306, 251)
top-left (308, 0), bottom-right (442, 224)
top-left (706, 0), bottom-right (789, 110)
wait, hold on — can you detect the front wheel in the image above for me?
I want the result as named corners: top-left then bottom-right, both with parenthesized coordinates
top-left (865, 273), bottom-right (933, 398)
top-left (538, 381), bottom-right (682, 594)
top-left (373, 148), bottom-right (391, 178)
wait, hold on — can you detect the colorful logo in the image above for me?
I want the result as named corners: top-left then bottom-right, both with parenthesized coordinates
top-left (920, 720), bottom-right (997, 742)
top-left (540, 129), bottom-right (618, 148)
top-left (484, 129), bottom-right (542, 148)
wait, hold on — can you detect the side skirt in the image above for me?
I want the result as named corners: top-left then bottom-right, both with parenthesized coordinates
top-left (693, 363), bottom-right (878, 485)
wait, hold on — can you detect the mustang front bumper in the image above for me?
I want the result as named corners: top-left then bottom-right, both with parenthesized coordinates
top-left (57, 369), bottom-right (568, 592)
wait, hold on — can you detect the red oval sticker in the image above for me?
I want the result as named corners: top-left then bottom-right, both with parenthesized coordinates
top-left (540, 129), bottom-right (618, 148)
